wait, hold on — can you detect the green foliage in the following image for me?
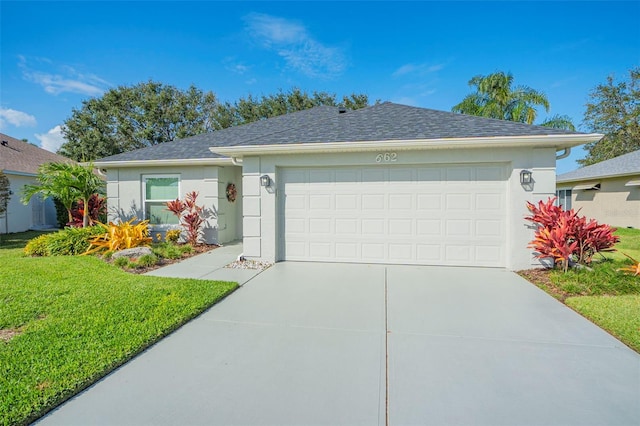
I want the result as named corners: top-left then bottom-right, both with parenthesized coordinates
top-left (152, 242), bottom-right (193, 259)
top-left (22, 162), bottom-right (105, 227)
top-left (0, 231), bottom-right (237, 425)
top-left (567, 295), bottom-right (640, 353)
top-left (549, 259), bottom-right (640, 295)
top-left (113, 256), bottom-right (131, 268)
top-left (540, 114), bottom-right (576, 131)
top-left (0, 170), bottom-right (10, 216)
top-left (58, 83), bottom-right (372, 161)
top-left (60, 80), bottom-right (220, 161)
top-left (452, 71), bottom-right (550, 124)
top-left (23, 234), bottom-right (51, 257)
top-left (136, 253), bottom-right (159, 267)
top-left (53, 197), bottom-right (68, 228)
top-left (28, 226), bottom-right (105, 256)
top-left (165, 229), bottom-right (181, 243)
top-left (580, 67), bottom-right (640, 166)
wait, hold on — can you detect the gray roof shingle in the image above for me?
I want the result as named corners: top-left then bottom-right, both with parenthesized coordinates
top-left (557, 149), bottom-right (640, 182)
top-left (0, 133), bottom-right (73, 174)
top-left (97, 102), bottom-right (583, 163)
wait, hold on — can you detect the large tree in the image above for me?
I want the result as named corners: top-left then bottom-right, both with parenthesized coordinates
top-left (579, 67), bottom-right (640, 166)
top-left (60, 84), bottom-right (371, 161)
top-left (452, 71), bottom-right (551, 125)
top-left (22, 163), bottom-right (105, 227)
top-left (222, 88), bottom-right (371, 127)
top-left (60, 81), bottom-right (220, 161)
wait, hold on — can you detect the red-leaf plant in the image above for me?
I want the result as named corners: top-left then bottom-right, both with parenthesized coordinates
top-left (67, 194), bottom-right (106, 227)
top-left (525, 197), bottom-right (619, 271)
top-left (165, 191), bottom-right (205, 245)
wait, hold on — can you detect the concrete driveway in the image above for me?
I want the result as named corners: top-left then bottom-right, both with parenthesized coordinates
top-left (38, 263), bottom-right (639, 425)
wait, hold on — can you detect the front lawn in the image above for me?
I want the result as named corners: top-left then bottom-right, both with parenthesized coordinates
top-left (0, 231), bottom-right (238, 426)
top-left (520, 227), bottom-right (640, 353)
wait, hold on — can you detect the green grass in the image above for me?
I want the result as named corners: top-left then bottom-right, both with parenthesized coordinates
top-left (567, 295), bottom-right (640, 352)
top-left (0, 231), bottom-right (238, 425)
top-left (604, 227), bottom-right (640, 261)
top-left (523, 227), bottom-right (640, 353)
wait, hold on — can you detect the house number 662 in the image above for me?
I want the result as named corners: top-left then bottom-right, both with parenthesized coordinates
top-left (375, 152), bottom-right (398, 163)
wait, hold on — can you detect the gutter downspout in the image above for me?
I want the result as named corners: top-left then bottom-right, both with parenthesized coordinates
top-left (231, 157), bottom-right (243, 166)
top-left (556, 147), bottom-right (571, 160)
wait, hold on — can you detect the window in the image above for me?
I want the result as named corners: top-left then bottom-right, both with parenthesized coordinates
top-left (143, 175), bottom-right (180, 225)
top-left (555, 189), bottom-right (572, 210)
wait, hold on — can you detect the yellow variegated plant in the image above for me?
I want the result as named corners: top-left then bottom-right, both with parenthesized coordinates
top-left (84, 217), bottom-right (152, 255)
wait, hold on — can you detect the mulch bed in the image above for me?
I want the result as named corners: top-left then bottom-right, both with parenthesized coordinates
top-left (111, 244), bottom-right (219, 275)
top-left (517, 268), bottom-right (572, 302)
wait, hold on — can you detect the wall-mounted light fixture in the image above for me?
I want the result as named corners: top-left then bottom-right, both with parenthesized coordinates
top-left (260, 174), bottom-right (271, 187)
top-left (520, 170), bottom-right (532, 185)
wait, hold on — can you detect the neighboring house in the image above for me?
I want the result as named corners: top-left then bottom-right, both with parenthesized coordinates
top-left (0, 133), bottom-right (72, 233)
top-left (556, 150), bottom-right (640, 228)
top-left (94, 102), bottom-right (601, 270)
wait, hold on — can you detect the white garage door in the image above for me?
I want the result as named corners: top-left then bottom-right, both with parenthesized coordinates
top-left (280, 164), bottom-right (508, 267)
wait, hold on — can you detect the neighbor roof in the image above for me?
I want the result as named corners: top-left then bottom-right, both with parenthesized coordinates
top-left (96, 102), bottom-right (597, 165)
top-left (557, 149), bottom-right (640, 183)
top-left (0, 133), bottom-right (73, 175)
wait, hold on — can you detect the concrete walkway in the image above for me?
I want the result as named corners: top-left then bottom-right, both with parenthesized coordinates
top-left (145, 241), bottom-right (264, 285)
top-left (37, 263), bottom-right (640, 425)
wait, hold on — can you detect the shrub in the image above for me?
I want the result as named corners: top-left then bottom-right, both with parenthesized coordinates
top-left (85, 217), bottom-right (152, 255)
top-left (152, 242), bottom-right (192, 259)
top-left (166, 191), bottom-right (205, 245)
top-left (136, 254), bottom-right (159, 267)
top-left (24, 234), bottom-right (51, 256)
top-left (113, 256), bottom-right (131, 268)
top-left (526, 197), bottom-right (619, 271)
top-left (165, 229), bottom-right (181, 244)
top-left (67, 194), bottom-right (107, 227)
top-left (25, 226), bottom-right (106, 256)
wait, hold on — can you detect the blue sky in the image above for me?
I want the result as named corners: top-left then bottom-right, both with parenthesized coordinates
top-left (1, 1), bottom-right (638, 173)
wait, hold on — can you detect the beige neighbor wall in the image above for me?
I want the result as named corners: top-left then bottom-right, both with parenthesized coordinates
top-left (106, 165), bottom-right (242, 245)
top-left (565, 176), bottom-right (640, 228)
top-left (241, 146), bottom-right (556, 271)
top-left (0, 173), bottom-right (58, 234)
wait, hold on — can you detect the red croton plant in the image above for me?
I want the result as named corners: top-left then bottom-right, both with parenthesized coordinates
top-left (165, 191), bottom-right (205, 246)
top-left (525, 197), bottom-right (619, 272)
top-left (67, 194), bottom-right (106, 227)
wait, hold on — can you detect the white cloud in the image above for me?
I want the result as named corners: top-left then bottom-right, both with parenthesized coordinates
top-left (0, 108), bottom-right (37, 130)
top-left (19, 56), bottom-right (108, 96)
top-left (392, 62), bottom-right (445, 77)
top-left (244, 13), bottom-right (347, 78)
top-left (35, 125), bottom-right (65, 153)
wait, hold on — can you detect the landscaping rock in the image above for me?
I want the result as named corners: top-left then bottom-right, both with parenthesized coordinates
top-left (111, 247), bottom-right (153, 259)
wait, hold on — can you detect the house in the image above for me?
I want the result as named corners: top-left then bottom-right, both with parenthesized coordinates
top-left (556, 149), bottom-right (640, 228)
top-left (94, 102), bottom-right (602, 270)
top-left (0, 133), bottom-right (72, 233)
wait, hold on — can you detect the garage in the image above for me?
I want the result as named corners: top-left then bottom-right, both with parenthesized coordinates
top-left (281, 163), bottom-right (508, 267)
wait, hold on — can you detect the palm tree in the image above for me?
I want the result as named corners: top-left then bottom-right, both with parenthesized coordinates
top-left (452, 71), bottom-right (550, 124)
top-left (540, 114), bottom-right (576, 131)
top-left (22, 162), bottom-right (105, 227)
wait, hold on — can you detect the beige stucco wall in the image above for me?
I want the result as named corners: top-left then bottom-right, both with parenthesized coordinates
top-left (105, 165), bottom-right (242, 245)
top-left (561, 176), bottom-right (640, 228)
top-left (241, 146), bottom-right (557, 271)
top-left (0, 173), bottom-right (58, 234)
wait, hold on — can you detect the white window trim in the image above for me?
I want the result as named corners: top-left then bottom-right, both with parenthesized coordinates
top-left (142, 174), bottom-right (181, 227)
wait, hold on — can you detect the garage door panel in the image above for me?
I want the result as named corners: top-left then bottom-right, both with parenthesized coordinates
top-left (281, 164), bottom-right (507, 267)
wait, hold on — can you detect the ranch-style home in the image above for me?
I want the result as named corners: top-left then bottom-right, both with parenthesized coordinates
top-left (556, 149), bottom-right (640, 229)
top-left (93, 102), bottom-right (602, 270)
top-left (0, 133), bottom-right (71, 234)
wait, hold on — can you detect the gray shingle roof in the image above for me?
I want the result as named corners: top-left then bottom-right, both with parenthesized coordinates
top-left (557, 149), bottom-right (640, 182)
top-left (0, 133), bottom-right (74, 174)
top-left (97, 102), bottom-right (583, 163)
